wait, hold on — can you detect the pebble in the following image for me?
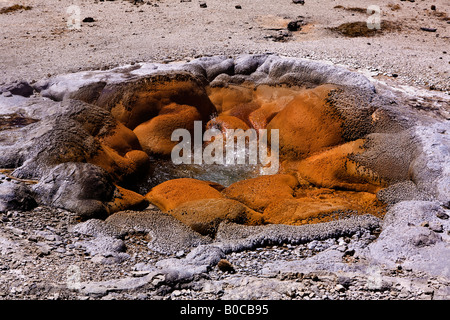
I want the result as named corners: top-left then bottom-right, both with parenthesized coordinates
top-left (217, 259), bottom-right (235, 273)
top-left (436, 211), bottom-right (449, 220)
top-left (335, 284), bottom-right (346, 292)
top-left (82, 17), bottom-right (95, 23)
top-left (1, 205), bottom-right (449, 300)
top-left (420, 27), bottom-right (437, 33)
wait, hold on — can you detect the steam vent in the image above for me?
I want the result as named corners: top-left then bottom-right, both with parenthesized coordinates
top-left (1, 55), bottom-right (449, 295)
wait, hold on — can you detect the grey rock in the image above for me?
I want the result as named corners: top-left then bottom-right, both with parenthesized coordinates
top-left (36, 243), bottom-right (52, 256)
top-left (0, 80), bottom-right (34, 97)
top-left (261, 248), bottom-right (353, 276)
top-left (410, 228), bottom-right (442, 247)
top-left (377, 180), bottom-right (431, 205)
top-left (77, 271), bottom-right (160, 296)
top-left (382, 201), bottom-right (449, 228)
top-left (215, 214), bottom-right (381, 253)
top-left (265, 57), bottom-right (375, 92)
top-left (201, 57), bottom-right (235, 81)
top-left (91, 252), bottom-right (130, 265)
top-left (75, 236), bottom-right (126, 257)
top-left (105, 209), bottom-right (211, 254)
top-left (32, 162), bottom-right (115, 219)
top-left (220, 276), bottom-right (294, 300)
top-left (363, 201), bottom-right (450, 277)
top-left (337, 276), bottom-right (353, 288)
top-left (156, 245), bottom-right (225, 275)
top-left (409, 124), bottom-right (450, 203)
top-left (0, 99), bottom-right (123, 180)
top-left (185, 245), bottom-right (225, 267)
top-left (0, 95), bottom-right (60, 121)
top-left (428, 221), bottom-right (444, 233)
top-left (133, 262), bottom-right (157, 272)
top-left (70, 219), bottom-right (124, 239)
top-left (233, 54), bottom-right (269, 76)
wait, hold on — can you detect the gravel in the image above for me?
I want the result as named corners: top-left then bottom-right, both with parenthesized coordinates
top-left (1, 198), bottom-right (449, 300)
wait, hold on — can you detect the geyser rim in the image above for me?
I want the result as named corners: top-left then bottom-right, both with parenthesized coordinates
top-left (33, 53), bottom-right (377, 102)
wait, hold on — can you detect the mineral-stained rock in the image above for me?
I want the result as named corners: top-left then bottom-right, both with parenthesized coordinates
top-left (222, 174), bottom-right (298, 212)
top-left (263, 189), bottom-right (384, 225)
top-left (133, 103), bottom-right (202, 156)
top-left (208, 83), bottom-right (306, 130)
top-left (0, 53), bottom-right (446, 300)
top-left (167, 198), bottom-right (264, 236)
top-left (0, 99), bottom-right (148, 182)
top-left (266, 84), bottom-right (344, 159)
top-left (206, 115), bottom-right (250, 133)
top-left (221, 102), bottom-right (260, 128)
top-left (94, 72), bottom-right (216, 129)
top-left (105, 185), bottom-right (149, 214)
top-left (263, 199), bottom-right (347, 225)
top-left (291, 139), bottom-right (386, 193)
top-left (247, 102), bottom-right (284, 130)
top-left (208, 85), bottom-right (254, 114)
top-left (145, 178), bottom-right (225, 212)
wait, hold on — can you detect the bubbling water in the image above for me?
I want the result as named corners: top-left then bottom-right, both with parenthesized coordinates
top-left (132, 142), bottom-right (264, 195)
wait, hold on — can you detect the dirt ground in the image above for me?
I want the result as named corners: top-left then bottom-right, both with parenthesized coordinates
top-left (0, 0), bottom-right (449, 92)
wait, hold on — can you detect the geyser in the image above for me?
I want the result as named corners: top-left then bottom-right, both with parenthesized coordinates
top-left (0, 54), bottom-right (447, 234)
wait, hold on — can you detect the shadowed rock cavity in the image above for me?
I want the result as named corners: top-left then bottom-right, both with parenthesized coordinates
top-left (0, 55), bottom-right (447, 232)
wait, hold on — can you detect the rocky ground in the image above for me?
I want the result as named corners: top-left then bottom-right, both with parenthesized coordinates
top-left (1, 199), bottom-right (449, 301)
top-left (0, 0), bottom-right (449, 303)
